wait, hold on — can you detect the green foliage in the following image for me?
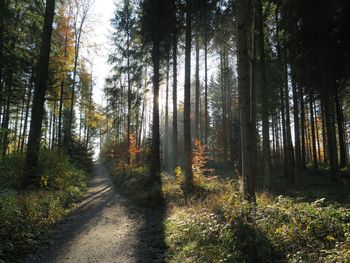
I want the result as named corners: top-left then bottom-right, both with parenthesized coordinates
top-left (0, 151), bottom-right (87, 262)
top-left (0, 154), bottom-right (24, 189)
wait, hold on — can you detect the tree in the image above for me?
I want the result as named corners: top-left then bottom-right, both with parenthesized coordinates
top-left (183, 0), bottom-right (193, 193)
top-left (22, 0), bottom-right (56, 188)
top-left (256, 0), bottom-right (271, 191)
top-left (236, 0), bottom-right (256, 201)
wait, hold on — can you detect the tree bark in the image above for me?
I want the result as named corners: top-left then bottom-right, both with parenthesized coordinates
top-left (291, 66), bottom-right (301, 171)
top-left (22, 0), bottom-right (56, 188)
top-left (204, 13), bottom-right (209, 145)
top-left (195, 33), bottom-right (200, 139)
top-left (172, 29), bottom-right (178, 171)
top-left (183, 0), bottom-right (193, 193)
top-left (237, 0), bottom-right (256, 202)
top-left (149, 16), bottom-right (161, 182)
top-left (299, 85), bottom-right (306, 169)
top-left (164, 51), bottom-right (170, 170)
top-left (335, 89), bottom-right (347, 168)
top-left (256, 0), bottom-right (271, 191)
top-left (309, 91), bottom-right (318, 169)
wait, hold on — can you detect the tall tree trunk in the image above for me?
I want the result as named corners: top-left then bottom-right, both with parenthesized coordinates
top-left (323, 94), bottom-right (338, 176)
top-left (164, 51), bottom-right (170, 170)
top-left (1, 82), bottom-right (11, 157)
top-left (183, 1), bottom-right (193, 193)
top-left (58, 34), bottom-right (68, 149)
top-left (195, 33), bottom-right (200, 139)
top-left (58, 80), bottom-right (64, 148)
top-left (126, 0), bottom-right (131, 166)
top-left (0, 0), bottom-right (4, 114)
top-left (314, 100), bottom-right (322, 162)
top-left (17, 94), bottom-right (26, 151)
top-left (321, 101), bottom-right (328, 164)
top-left (51, 100), bottom-right (57, 149)
top-left (172, 30), bottom-right (178, 171)
top-left (299, 85), bottom-right (306, 169)
top-left (149, 29), bottom-right (161, 182)
top-left (21, 81), bottom-right (33, 153)
top-left (291, 66), bottom-right (301, 171)
top-left (22, 0), bottom-right (56, 188)
top-left (335, 89), bottom-right (347, 168)
top-left (237, 0), bottom-right (256, 202)
top-left (283, 54), bottom-right (295, 181)
top-left (220, 48), bottom-right (228, 163)
top-left (256, 0), bottom-right (271, 190)
top-left (309, 91), bottom-right (318, 169)
top-left (204, 12), bottom-right (209, 145)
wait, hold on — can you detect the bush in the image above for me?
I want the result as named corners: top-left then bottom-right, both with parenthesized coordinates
top-left (0, 150), bottom-right (87, 262)
top-left (0, 154), bottom-right (24, 189)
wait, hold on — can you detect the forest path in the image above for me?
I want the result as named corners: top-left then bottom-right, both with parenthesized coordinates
top-left (24, 163), bottom-right (166, 263)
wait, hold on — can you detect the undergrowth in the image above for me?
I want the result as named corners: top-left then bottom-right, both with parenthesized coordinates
top-left (163, 177), bottom-right (350, 263)
top-left (102, 140), bottom-right (350, 262)
top-left (0, 150), bottom-right (88, 262)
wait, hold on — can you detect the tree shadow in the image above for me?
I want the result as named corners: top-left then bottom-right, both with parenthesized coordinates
top-left (262, 168), bottom-right (350, 207)
top-left (133, 203), bottom-right (167, 263)
top-left (24, 172), bottom-right (119, 262)
top-left (235, 220), bottom-right (285, 263)
top-left (122, 179), bottom-right (167, 263)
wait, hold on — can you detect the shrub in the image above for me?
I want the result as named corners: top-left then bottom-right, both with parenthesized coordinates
top-left (0, 150), bottom-right (88, 262)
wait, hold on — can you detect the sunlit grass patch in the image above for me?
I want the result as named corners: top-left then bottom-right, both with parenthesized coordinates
top-left (164, 176), bottom-right (350, 263)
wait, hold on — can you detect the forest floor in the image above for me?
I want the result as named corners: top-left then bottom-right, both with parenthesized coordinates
top-left (23, 164), bottom-right (166, 263)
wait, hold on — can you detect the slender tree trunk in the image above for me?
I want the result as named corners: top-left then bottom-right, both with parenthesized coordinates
top-left (172, 30), bottom-right (178, 171)
top-left (17, 94), bottom-right (26, 152)
top-left (51, 100), bottom-right (57, 149)
top-left (164, 51), bottom-right (170, 170)
top-left (22, 0), bottom-right (56, 188)
top-left (195, 33), bottom-right (200, 139)
top-left (21, 81), bottom-right (33, 153)
top-left (309, 91), bottom-right (318, 169)
top-left (321, 101), bottom-right (328, 164)
top-left (237, 0), bottom-right (256, 202)
top-left (323, 94), bottom-right (338, 176)
top-left (283, 54), bottom-right (295, 180)
top-left (0, 0), bottom-right (4, 114)
top-left (220, 48), bottom-right (228, 163)
top-left (1, 82), bottom-right (11, 157)
top-left (314, 100), bottom-right (322, 162)
top-left (183, 1), bottom-right (193, 193)
top-left (126, 0), bottom-right (131, 166)
top-left (149, 29), bottom-right (161, 182)
top-left (335, 89), bottom-right (347, 168)
top-left (291, 66), bottom-right (301, 171)
top-left (204, 13), bottom-right (209, 145)
top-left (256, 0), bottom-right (271, 190)
top-left (299, 85), bottom-right (306, 169)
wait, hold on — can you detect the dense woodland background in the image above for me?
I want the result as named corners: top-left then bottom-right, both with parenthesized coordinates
top-left (0, 0), bottom-right (350, 262)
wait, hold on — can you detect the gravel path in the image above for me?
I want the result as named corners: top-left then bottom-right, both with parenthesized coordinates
top-left (24, 164), bottom-right (166, 263)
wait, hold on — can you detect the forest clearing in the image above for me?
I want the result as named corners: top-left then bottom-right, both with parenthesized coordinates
top-left (0, 0), bottom-right (350, 262)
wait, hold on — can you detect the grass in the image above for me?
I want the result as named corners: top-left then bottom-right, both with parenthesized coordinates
top-left (0, 151), bottom-right (88, 262)
top-left (106, 160), bottom-right (350, 262)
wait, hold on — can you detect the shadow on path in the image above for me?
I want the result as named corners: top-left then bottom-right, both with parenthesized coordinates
top-left (24, 163), bottom-right (167, 263)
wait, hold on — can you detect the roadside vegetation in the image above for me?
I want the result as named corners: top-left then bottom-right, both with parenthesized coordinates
top-left (0, 145), bottom-right (91, 262)
top-left (101, 140), bottom-right (350, 263)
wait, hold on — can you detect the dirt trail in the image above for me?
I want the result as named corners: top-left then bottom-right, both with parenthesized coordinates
top-left (24, 164), bottom-right (166, 263)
